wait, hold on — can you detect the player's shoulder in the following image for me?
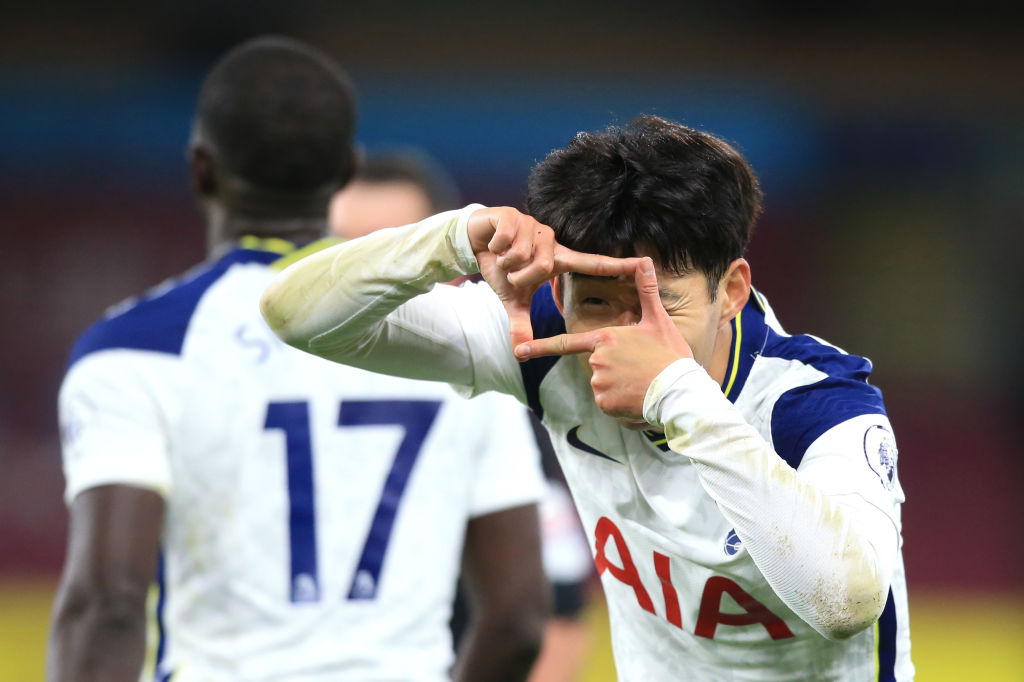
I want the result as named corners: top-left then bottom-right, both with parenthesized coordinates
top-left (67, 248), bottom-right (276, 371)
top-left (744, 289), bottom-right (870, 381)
top-left (761, 333), bottom-right (873, 385)
top-left (68, 262), bottom-right (218, 370)
top-left (743, 291), bottom-right (886, 467)
top-left (741, 289), bottom-right (877, 389)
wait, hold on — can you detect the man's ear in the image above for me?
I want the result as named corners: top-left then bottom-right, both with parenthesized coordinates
top-left (549, 275), bottom-right (566, 316)
top-left (718, 258), bottom-right (751, 326)
top-left (188, 145), bottom-right (218, 197)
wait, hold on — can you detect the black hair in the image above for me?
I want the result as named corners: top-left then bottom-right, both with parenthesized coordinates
top-left (526, 115), bottom-right (762, 297)
top-left (195, 35), bottom-right (357, 193)
top-left (355, 148), bottom-right (461, 213)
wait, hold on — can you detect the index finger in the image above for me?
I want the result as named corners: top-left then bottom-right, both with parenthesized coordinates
top-left (553, 245), bottom-right (642, 279)
top-left (513, 330), bottom-right (602, 361)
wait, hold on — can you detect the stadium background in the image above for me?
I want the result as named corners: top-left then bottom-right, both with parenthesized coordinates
top-left (1, 3), bottom-right (1021, 679)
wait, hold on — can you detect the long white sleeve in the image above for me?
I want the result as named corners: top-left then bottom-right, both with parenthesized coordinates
top-left (261, 205), bottom-right (503, 388)
top-left (643, 358), bottom-right (898, 641)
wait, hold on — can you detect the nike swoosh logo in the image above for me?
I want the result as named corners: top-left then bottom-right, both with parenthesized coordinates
top-left (567, 426), bottom-right (622, 464)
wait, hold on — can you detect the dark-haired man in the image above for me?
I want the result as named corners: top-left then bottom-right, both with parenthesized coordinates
top-left (48, 37), bottom-right (549, 682)
top-left (262, 115), bottom-right (914, 680)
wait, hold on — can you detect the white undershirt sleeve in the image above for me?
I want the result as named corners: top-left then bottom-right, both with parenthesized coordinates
top-left (643, 358), bottom-right (898, 641)
top-left (261, 205), bottom-right (525, 399)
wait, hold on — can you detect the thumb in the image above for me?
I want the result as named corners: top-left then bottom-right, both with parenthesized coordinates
top-left (504, 300), bottom-right (535, 350)
top-left (636, 257), bottom-right (669, 324)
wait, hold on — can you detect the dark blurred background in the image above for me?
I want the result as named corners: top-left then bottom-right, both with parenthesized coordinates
top-left (1, 2), bottom-right (1021, 677)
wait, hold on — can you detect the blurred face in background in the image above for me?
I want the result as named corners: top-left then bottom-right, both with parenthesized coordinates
top-left (329, 180), bottom-right (433, 239)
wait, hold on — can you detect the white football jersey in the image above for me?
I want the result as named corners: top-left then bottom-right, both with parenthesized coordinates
top-left (58, 240), bottom-right (545, 682)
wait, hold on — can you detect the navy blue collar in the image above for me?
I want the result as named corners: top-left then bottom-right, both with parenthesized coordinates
top-left (720, 289), bottom-right (771, 403)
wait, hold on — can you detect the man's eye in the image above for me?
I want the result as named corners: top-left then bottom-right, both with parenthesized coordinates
top-left (581, 297), bottom-right (609, 307)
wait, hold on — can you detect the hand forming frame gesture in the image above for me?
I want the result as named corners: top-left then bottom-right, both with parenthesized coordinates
top-left (468, 207), bottom-right (693, 420)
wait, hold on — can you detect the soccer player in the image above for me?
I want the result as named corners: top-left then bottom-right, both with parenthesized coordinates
top-left (329, 150), bottom-right (597, 681)
top-left (261, 115), bottom-right (915, 680)
top-left (48, 37), bottom-right (550, 682)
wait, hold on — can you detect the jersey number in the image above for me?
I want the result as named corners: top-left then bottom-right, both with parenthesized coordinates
top-left (264, 399), bottom-right (441, 603)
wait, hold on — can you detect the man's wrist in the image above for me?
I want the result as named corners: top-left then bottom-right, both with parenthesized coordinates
top-left (642, 358), bottom-right (707, 428)
top-left (451, 203), bottom-right (488, 274)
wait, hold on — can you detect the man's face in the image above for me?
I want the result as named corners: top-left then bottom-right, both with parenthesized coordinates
top-left (556, 263), bottom-right (725, 426)
top-left (329, 180), bottom-right (433, 239)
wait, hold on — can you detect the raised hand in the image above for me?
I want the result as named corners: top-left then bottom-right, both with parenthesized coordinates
top-left (467, 207), bottom-right (641, 349)
top-left (511, 257), bottom-right (693, 420)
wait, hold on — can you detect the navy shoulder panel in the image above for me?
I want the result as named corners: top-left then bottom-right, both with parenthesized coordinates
top-left (519, 283), bottom-right (566, 418)
top-left (764, 332), bottom-right (885, 468)
top-left (67, 249), bottom-right (277, 369)
top-left (762, 332), bottom-right (875, 383)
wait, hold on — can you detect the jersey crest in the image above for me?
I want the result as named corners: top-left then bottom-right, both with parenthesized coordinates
top-left (864, 424), bottom-right (898, 490)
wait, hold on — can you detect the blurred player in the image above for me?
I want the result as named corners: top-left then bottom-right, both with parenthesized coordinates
top-left (329, 150), bottom-right (596, 681)
top-left (329, 148), bottom-right (461, 241)
top-left (48, 37), bottom-right (549, 682)
top-left (262, 115), bottom-right (914, 680)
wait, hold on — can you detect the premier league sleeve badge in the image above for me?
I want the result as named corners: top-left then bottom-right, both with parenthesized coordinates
top-left (863, 424), bottom-right (898, 490)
